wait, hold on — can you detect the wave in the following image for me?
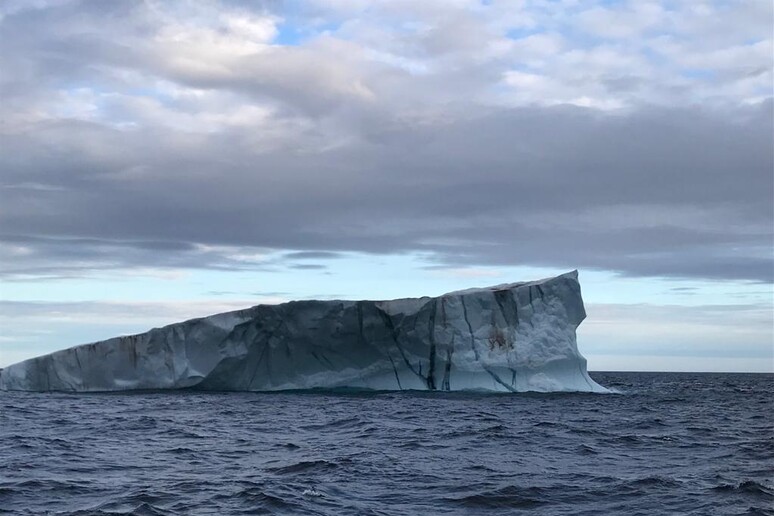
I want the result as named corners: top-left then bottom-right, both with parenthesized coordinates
top-left (448, 485), bottom-right (548, 509)
top-left (712, 480), bottom-right (774, 498)
top-left (266, 459), bottom-right (340, 475)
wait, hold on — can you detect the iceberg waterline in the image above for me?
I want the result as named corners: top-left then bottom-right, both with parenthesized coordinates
top-left (0, 271), bottom-right (607, 393)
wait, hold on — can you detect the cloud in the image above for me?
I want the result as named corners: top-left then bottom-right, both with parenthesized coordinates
top-left (580, 301), bottom-right (774, 370)
top-left (287, 263), bottom-right (328, 270)
top-left (2, 102), bottom-right (770, 282)
top-left (0, 0), bottom-right (771, 283)
top-left (283, 251), bottom-right (343, 260)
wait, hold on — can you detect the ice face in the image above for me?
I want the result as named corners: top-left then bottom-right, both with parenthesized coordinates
top-left (0, 271), bottom-right (607, 393)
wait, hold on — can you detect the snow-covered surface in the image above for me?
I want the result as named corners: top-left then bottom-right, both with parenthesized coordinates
top-left (0, 271), bottom-right (607, 393)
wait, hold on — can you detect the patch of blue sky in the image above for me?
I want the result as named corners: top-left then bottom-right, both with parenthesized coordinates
top-left (551, 25), bottom-right (609, 48)
top-left (52, 85), bottom-right (106, 119)
top-left (505, 27), bottom-right (544, 40)
top-left (680, 68), bottom-right (716, 80)
top-left (639, 44), bottom-right (672, 67)
top-left (274, 22), bottom-right (305, 45)
top-left (273, 12), bottom-right (342, 46)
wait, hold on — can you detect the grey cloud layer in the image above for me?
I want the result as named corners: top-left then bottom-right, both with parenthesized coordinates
top-left (1, 0), bottom-right (772, 281)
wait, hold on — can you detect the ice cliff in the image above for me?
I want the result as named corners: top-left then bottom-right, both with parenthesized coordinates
top-left (0, 271), bottom-right (607, 393)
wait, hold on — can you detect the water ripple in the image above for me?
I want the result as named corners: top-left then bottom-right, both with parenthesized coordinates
top-left (0, 372), bottom-right (771, 515)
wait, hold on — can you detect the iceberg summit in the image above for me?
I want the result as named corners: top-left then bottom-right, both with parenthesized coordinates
top-left (0, 271), bottom-right (607, 393)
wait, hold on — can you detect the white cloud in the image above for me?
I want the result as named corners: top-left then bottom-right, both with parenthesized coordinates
top-left (577, 2), bottom-right (667, 40)
top-left (0, 3), bottom-right (770, 281)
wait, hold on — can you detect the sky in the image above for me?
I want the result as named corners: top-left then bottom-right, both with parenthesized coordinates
top-left (0, 0), bottom-right (772, 372)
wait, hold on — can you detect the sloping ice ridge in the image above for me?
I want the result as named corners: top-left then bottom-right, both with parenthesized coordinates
top-left (0, 271), bottom-right (607, 393)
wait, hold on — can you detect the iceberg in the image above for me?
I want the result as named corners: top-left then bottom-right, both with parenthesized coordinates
top-left (0, 271), bottom-right (607, 393)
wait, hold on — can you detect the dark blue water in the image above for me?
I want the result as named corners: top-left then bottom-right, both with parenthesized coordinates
top-left (1, 372), bottom-right (772, 515)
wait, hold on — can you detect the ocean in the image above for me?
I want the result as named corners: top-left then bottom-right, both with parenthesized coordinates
top-left (1, 372), bottom-right (772, 515)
